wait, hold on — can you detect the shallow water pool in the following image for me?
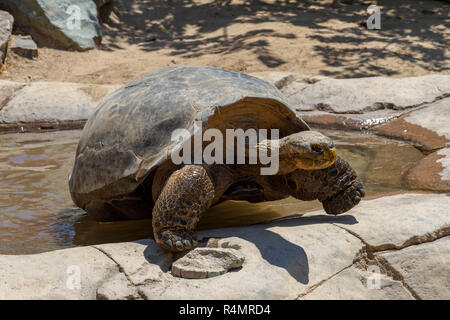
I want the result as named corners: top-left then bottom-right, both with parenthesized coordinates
top-left (0, 129), bottom-right (425, 254)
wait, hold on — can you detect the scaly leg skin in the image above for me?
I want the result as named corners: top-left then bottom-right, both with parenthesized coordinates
top-left (284, 157), bottom-right (365, 215)
top-left (152, 165), bottom-right (215, 252)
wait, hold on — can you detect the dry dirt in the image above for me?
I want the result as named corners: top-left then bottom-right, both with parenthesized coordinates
top-left (1, 0), bottom-right (449, 85)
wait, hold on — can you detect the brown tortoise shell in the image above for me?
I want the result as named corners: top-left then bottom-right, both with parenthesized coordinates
top-left (69, 65), bottom-right (311, 220)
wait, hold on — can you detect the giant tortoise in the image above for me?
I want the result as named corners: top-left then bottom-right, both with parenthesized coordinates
top-left (69, 65), bottom-right (365, 252)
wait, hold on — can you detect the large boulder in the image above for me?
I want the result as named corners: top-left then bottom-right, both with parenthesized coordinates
top-left (94, 0), bottom-right (113, 9)
top-left (0, 10), bottom-right (14, 65)
top-left (0, 0), bottom-right (102, 51)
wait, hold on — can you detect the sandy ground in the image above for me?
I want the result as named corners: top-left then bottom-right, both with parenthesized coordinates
top-left (1, 0), bottom-right (449, 85)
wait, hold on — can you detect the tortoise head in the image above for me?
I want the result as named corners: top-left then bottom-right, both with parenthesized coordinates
top-left (277, 131), bottom-right (337, 174)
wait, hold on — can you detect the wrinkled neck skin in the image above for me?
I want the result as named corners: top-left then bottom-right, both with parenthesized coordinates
top-left (243, 130), bottom-right (336, 176)
top-left (257, 130), bottom-right (327, 173)
top-left (253, 137), bottom-right (297, 175)
top-left (234, 136), bottom-right (304, 177)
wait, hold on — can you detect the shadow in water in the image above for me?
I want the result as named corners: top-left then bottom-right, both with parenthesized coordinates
top-left (71, 197), bottom-right (323, 247)
top-left (72, 214), bottom-right (154, 246)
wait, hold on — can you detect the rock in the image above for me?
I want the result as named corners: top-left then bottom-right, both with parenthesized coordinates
top-left (406, 148), bottom-right (450, 192)
top-left (96, 273), bottom-right (140, 300)
top-left (283, 75), bottom-right (450, 114)
top-left (371, 98), bottom-right (450, 151)
top-left (0, 246), bottom-right (121, 299)
top-left (94, 240), bottom-right (173, 287)
top-left (300, 266), bottom-right (413, 300)
top-left (0, 80), bottom-right (25, 108)
top-left (0, 10), bottom-right (13, 65)
top-left (0, 81), bottom-right (118, 133)
top-left (171, 247), bottom-right (245, 279)
top-left (331, 193), bottom-right (450, 250)
top-left (378, 237), bottom-right (450, 300)
top-left (11, 35), bottom-right (38, 60)
top-left (0, 0), bottom-right (102, 51)
top-left (251, 72), bottom-right (450, 131)
top-left (94, 0), bottom-right (114, 9)
top-left (301, 111), bottom-right (400, 131)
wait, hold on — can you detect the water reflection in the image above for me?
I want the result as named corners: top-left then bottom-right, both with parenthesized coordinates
top-left (0, 129), bottom-right (425, 254)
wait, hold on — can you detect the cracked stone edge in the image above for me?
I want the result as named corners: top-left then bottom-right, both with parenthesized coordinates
top-left (92, 245), bottom-right (147, 300)
top-left (298, 223), bottom-right (450, 300)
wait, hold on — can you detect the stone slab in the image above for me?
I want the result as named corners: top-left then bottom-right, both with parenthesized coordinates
top-left (330, 193), bottom-right (450, 250)
top-left (378, 237), bottom-right (450, 300)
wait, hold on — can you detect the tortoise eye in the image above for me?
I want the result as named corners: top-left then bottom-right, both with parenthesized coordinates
top-left (311, 145), bottom-right (323, 154)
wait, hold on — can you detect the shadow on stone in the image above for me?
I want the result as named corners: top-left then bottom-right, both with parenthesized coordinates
top-left (141, 239), bottom-right (172, 273)
top-left (232, 214), bottom-right (357, 284)
top-left (139, 213), bottom-right (358, 284)
top-left (74, 205), bottom-right (358, 284)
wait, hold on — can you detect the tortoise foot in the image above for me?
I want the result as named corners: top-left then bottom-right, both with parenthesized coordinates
top-left (322, 179), bottom-right (365, 215)
top-left (155, 228), bottom-right (198, 252)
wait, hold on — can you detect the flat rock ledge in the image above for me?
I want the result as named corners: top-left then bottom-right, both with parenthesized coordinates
top-left (0, 80), bottom-right (118, 133)
top-left (1, 73), bottom-right (449, 138)
top-left (0, 193), bottom-right (448, 300)
top-left (2, 74), bottom-right (449, 145)
top-left (253, 72), bottom-right (450, 133)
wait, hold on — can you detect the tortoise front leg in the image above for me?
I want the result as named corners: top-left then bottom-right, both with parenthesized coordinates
top-left (152, 165), bottom-right (215, 252)
top-left (283, 157), bottom-right (365, 215)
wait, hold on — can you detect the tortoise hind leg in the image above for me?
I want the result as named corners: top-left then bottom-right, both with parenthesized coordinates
top-left (152, 165), bottom-right (215, 252)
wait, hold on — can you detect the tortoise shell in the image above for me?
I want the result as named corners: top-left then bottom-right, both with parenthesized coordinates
top-left (69, 65), bottom-right (310, 220)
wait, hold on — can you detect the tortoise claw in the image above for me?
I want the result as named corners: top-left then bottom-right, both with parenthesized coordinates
top-left (156, 228), bottom-right (198, 252)
top-left (322, 179), bottom-right (365, 215)
top-left (183, 240), bottom-right (192, 249)
top-left (175, 241), bottom-right (184, 251)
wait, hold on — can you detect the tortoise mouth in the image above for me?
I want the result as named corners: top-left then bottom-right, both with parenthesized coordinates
top-left (296, 147), bottom-right (337, 170)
